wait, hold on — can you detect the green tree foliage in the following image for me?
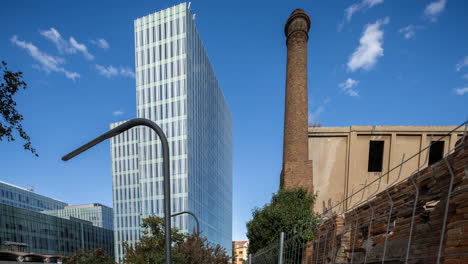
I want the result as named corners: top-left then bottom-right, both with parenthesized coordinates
top-left (122, 216), bottom-right (186, 264)
top-left (122, 216), bottom-right (231, 264)
top-left (63, 248), bottom-right (115, 264)
top-left (0, 61), bottom-right (37, 156)
top-left (246, 188), bottom-right (318, 254)
top-left (176, 232), bottom-right (231, 264)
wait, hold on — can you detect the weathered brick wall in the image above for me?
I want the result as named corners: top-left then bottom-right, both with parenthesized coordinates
top-left (307, 138), bottom-right (468, 264)
top-left (281, 9), bottom-right (314, 195)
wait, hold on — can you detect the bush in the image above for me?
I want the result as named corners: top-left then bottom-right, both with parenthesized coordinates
top-left (246, 188), bottom-right (318, 254)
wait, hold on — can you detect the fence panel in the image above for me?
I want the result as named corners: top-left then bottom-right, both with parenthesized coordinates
top-left (250, 122), bottom-right (468, 264)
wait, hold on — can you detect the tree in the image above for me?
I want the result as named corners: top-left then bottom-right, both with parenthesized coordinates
top-left (176, 232), bottom-right (231, 264)
top-left (122, 216), bottom-right (185, 264)
top-left (122, 216), bottom-right (231, 264)
top-left (0, 61), bottom-right (37, 156)
top-left (246, 188), bottom-right (318, 255)
top-left (63, 248), bottom-right (115, 264)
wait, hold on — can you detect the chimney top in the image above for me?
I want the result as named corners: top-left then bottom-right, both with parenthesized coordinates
top-left (284, 9), bottom-right (311, 38)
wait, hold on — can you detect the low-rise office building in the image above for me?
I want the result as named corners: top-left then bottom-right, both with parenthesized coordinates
top-left (0, 181), bottom-right (67, 212)
top-left (43, 203), bottom-right (113, 230)
top-left (0, 181), bottom-right (114, 259)
top-left (0, 203), bottom-right (114, 257)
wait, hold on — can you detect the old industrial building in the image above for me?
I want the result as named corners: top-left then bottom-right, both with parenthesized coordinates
top-left (270, 6), bottom-right (468, 263)
top-left (308, 125), bottom-right (466, 213)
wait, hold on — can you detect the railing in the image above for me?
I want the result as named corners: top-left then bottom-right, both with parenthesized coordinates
top-left (250, 120), bottom-right (468, 264)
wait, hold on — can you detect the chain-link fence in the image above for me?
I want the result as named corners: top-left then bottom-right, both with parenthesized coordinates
top-left (248, 121), bottom-right (468, 264)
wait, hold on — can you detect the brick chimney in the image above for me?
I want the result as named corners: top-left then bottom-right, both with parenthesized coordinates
top-left (280, 9), bottom-right (313, 194)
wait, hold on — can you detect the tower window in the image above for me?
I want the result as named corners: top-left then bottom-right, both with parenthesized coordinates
top-left (368, 141), bottom-right (384, 172)
top-left (428, 141), bottom-right (444, 165)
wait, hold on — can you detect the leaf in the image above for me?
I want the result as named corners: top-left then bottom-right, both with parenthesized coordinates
top-left (0, 61), bottom-right (38, 156)
top-left (246, 188), bottom-right (319, 256)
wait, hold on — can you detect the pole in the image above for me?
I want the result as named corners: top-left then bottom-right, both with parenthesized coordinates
top-left (171, 211), bottom-right (200, 234)
top-left (278, 232), bottom-right (285, 264)
top-left (62, 118), bottom-right (172, 264)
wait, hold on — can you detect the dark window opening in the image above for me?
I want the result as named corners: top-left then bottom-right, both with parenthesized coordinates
top-left (428, 141), bottom-right (444, 165)
top-left (368, 140), bottom-right (384, 172)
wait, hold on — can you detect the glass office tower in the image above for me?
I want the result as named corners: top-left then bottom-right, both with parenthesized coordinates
top-left (110, 3), bottom-right (232, 262)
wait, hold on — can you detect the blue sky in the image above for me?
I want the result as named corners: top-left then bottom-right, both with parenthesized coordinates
top-left (1, 0), bottom-right (467, 242)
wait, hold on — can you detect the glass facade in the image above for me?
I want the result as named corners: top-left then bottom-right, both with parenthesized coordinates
top-left (0, 203), bottom-right (114, 256)
top-left (0, 181), bottom-right (67, 212)
top-left (43, 203), bottom-right (114, 231)
top-left (110, 123), bottom-right (140, 260)
top-left (110, 3), bottom-right (232, 262)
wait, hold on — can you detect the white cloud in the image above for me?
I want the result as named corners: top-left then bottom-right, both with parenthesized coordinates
top-left (40, 28), bottom-right (94, 60)
top-left (345, 0), bottom-right (384, 22)
top-left (454, 87), bottom-right (468, 95)
top-left (119, 67), bottom-right (135, 78)
top-left (96, 64), bottom-right (118, 78)
top-left (339, 78), bottom-right (359, 90)
top-left (40, 28), bottom-right (73, 53)
top-left (10, 35), bottom-right (79, 80)
top-left (91, 38), bottom-right (110, 49)
top-left (424, 0), bottom-right (447, 22)
top-left (96, 64), bottom-right (135, 78)
top-left (309, 106), bottom-right (325, 124)
top-left (113, 110), bottom-right (124, 116)
top-left (348, 17), bottom-right (389, 72)
top-left (463, 74), bottom-right (468, 80)
top-left (456, 56), bottom-right (468, 72)
top-left (308, 97), bottom-right (331, 125)
top-left (69, 37), bottom-right (94, 60)
top-left (339, 78), bottom-right (360, 97)
top-left (399, 25), bottom-right (423, 39)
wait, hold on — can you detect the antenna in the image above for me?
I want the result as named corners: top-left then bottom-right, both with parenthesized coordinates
top-left (188, 2), bottom-right (191, 9)
top-left (26, 185), bottom-right (35, 192)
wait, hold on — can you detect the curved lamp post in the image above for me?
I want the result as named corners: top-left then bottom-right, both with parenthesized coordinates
top-left (61, 118), bottom-right (172, 264)
top-left (171, 211), bottom-right (200, 234)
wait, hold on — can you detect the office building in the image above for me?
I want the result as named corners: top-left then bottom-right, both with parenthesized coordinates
top-left (0, 203), bottom-right (114, 257)
top-left (110, 2), bottom-right (232, 262)
top-left (0, 181), bottom-right (67, 212)
top-left (308, 125), bottom-right (465, 212)
top-left (43, 203), bottom-right (113, 230)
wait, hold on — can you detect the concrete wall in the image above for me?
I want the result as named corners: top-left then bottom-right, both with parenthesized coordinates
top-left (308, 126), bottom-right (464, 213)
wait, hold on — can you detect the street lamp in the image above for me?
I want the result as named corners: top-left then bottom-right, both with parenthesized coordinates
top-left (171, 211), bottom-right (200, 234)
top-left (61, 118), bottom-right (172, 264)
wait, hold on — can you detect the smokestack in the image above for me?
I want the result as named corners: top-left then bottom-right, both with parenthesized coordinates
top-left (280, 9), bottom-right (313, 194)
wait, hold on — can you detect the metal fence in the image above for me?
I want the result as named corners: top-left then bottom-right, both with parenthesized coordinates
top-left (249, 121), bottom-right (468, 264)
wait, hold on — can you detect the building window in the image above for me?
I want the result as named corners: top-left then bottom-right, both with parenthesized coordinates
top-left (368, 141), bottom-right (384, 172)
top-left (428, 141), bottom-right (444, 165)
